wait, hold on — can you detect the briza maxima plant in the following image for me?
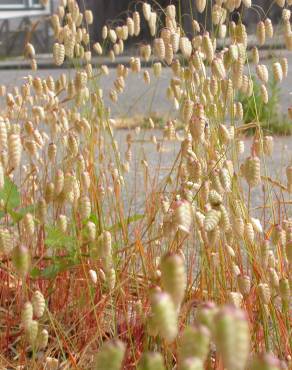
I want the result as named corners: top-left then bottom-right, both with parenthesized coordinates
top-left (0, 0), bottom-right (291, 369)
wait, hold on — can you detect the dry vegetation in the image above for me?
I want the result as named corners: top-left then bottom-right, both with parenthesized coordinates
top-left (0, 0), bottom-right (292, 369)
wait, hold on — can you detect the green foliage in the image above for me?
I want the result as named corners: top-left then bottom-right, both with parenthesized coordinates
top-left (0, 176), bottom-right (20, 210)
top-left (237, 76), bottom-right (292, 135)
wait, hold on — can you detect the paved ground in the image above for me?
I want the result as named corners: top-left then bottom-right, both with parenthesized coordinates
top-left (0, 51), bottom-right (291, 118)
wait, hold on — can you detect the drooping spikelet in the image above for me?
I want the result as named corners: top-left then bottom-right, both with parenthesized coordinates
top-left (195, 0), bottom-right (206, 13)
top-left (8, 133), bottom-right (22, 170)
top-left (137, 352), bottom-right (165, 370)
top-left (243, 156), bottom-right (261, 187)
top-left (160, 253), bottom-right (186, 308)
top-left (21, 301), bottom-right (33, 330)
top-left (204, 209), bottom-right (221, 232)
top-left (32, 290), bottom-right (46, 318)
top-left (93, 339), bottom-right (126, 370)
top-left (150, 291), bottom-right (178, 342)
top-left (178, 325), bottom-right (210, 363)
top-left (12, 244), bottom-right (30, 276)
top-left (213, 306), bottom-right (250, 370)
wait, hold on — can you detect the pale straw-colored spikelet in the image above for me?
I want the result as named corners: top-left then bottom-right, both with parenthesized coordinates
top-left (263, 136), bottom-right (274, 156)
top-left (282, 8), bottom-right (291, 21)
top-left (260, 84), bottom-right (269, 104)
top-left (280, 57), bottom-right (288, 77)
top-left (45, 357), bottom-right (59, 370)
top-left (154, 38), bottom-right (165, 60)
top-left (57, 215), bottom-right (67, 233)
top-left (275, 0), bottom-right (285, 7)
top-left (204, 209), bottom-right (221, 232)
top-left (37, 328), bottom-right (49, 349)
top-left (244, 222), bottom-right (255, 244)
top-left (26, 320), bottom-right (38, 346)
top-left (8, 133), bottom-right (22, 170)
top-left (196, 0), bottom-right (206, 13)
top-left (133, 11), bottom-right (141, 36)
top-left (264, 18), bottom-right (273, 38)
top-left (0, 228), bottom-right (13, 255)
top-left (142, 2), bottom-right (151, 21)
top-left (256, 21), bottom-right (266, 46)
top-left (21, 301), bottom-right (33, 329)
top-left (23, 213), bottom-right (35, 238)
top-left (32, 290), bottom-right (46, 318)
top-left (85, 221), bottom-right (96, 242)
top-left (273, 62), bottom-right (283, 82)
top-left (252, 46), bottom-right (259, 64)
top-left (102, 25), bottom-right (108, 39)
top-left (202, 33), bottom-right (214, 62)
top-left (257, 283), bottom-right (271, 304)
top-left (79, 195), bottom-right (91, 220)
top-left (243, 156), bottom-right (261, 187)
top-left (180, 37), bottom-right (192, 59)
top-left (268, 268), bottom-right (279, 289)
top-left (89, 269), bottom-right (97, 284)
top-left (279, 278), bottom-right (290, 307)
top-left (228, 292), bottom-right (243, 308)
top-left (84, 10), bottom-right (93, 24)
top-left (237, 274), bottom-right (251, 296)
top-left (242, 0), bottom-right (252, 7)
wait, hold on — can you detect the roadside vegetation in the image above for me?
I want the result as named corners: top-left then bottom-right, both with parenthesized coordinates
top-left (0, 0), bottom-right (291, 369)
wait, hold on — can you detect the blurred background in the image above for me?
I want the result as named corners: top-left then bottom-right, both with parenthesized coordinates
top-left (0, 0), bottom-right (284, 56)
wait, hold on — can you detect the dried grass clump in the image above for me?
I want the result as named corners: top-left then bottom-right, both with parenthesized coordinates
top-left (0, 0), bottom-right (292, 369)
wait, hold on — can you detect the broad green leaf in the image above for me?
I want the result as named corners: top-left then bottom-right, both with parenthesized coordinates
top-left (45, 225), bottom-right (75, 250)
top-left (0, 177), bottom-right (20, 210)
top-left (9, 205), bottom-right (36, 223)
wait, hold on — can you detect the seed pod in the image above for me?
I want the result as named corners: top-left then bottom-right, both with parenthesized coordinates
top-left (53, 43), bottom-right (65, 66)
top-left (8, 133), bottom-right (22, 170)
top-left (257, 283), bottom-right (271, 304)
top-left (219, 205), bottom-right (230, 231)
top-left (256, 21), bottom-right (265, 46)
top-left (213, 306), bottom-right (250, 370)
top-left (173, 199), bottom-right (193, 234)
top-left (280, 57), bottom-right (288, 77)
top-left (180, 358), bottom-right (204, 370)
top-left (264, 18), bottom-right (273, 38)
top-left (279, 278), bottom-right (290, 304)
top-left (21, 302), bottom-right (33, 329)
top-left (26, 320), bottom-right (38, 346)
top-left (178, 325), bottom-right (210, 363)
top-left (12, 244), bottom-right (30, 276)
top-left (182, 99), bottom-right (194, 123)
top-left (0, 228), bottom-right (13, 255)
top-left (180, 37), bottom-right (192, 59)
top-left (268, 268), bottom-right (279, 289)
top-left (22, 213), bottom-right (35, 238)
top-left (84, 9), bottom-right (93, 24)
top-left (165, 43), bottom-right (174, 65)
top-left (142, 2), bottom-right (151, 21)
top-left (37, 329), bottom-right (49, 349)
top-left (273, 62), bottom-right (283, 83)
top-left (150, 291), bottom-right (178, 342)
top-left (276, 0), bottom-right (285, 7)
top-left (202, 33), bottom-right (214, 62)
top-left (154, 38), bottom-right (165, 60)
top-left (263, 136), bottom-right (273, 156)
top-left (79, 195), bottom-right (91, 220)
top-left (204, 209), bottom-right (221, 232)
top-left (196, 0), bottom-right (206, 13)
top-left (32, 290), bottom-right (45, 318)
top-left (237, 274), bottom-right (251, 296)
top-left (252, 46), bottom-right (259, 64)
top-left (161, 253), bottom-right (186, 308)
top-left (94, 339), bottom-right (126, 370)
top-left (260, 84), bottom-right (269, 104)
top-left (209, 189), bottom-right (222, 206)
top-left (133, 11), bottom-right (140, 36)
top-left (243, 156), bottom-right (261, 187)
top-left (244, 222), bottom-right (254, 244)
top-left (127, 17), bottom-right (134, 36)
top-left (256, 64), bottom-right (269, 84)
top-left (138, 352), bottom-right (165, 370)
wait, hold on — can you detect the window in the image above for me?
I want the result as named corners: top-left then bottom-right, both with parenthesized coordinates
top-left (0, 0), bottom-right (44, 9)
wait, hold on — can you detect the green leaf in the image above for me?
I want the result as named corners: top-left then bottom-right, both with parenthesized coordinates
top-left (0, 177), bottom-right (20, 210)
top-left (45, 225), bottom-right (75, 250)
top-left (107, 213), bottom-right (144, 232)
top-left (9, 205), bottom-right (36, 223)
